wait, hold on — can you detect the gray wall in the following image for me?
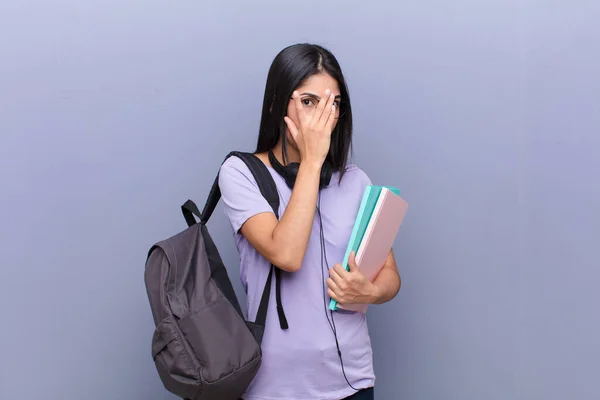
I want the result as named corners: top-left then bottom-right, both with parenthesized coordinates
top-left (1, 1), bottom-right (598, 399)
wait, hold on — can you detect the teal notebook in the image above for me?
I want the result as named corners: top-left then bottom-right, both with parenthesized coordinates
top-left (328, 185), bottom-right (400, 311)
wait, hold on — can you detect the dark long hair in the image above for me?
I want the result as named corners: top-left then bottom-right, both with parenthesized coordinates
top-left (255, 43), bottom-right (353, 178)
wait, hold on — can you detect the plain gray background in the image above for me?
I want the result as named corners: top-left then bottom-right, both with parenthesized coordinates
top-left (1, 1), bottom-right (599, 399)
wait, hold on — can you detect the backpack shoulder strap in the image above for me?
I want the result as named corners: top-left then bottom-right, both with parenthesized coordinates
top-left (196, 151), bottom-right (288, 331)
top-left (200, 151), bottom-right (280, 222)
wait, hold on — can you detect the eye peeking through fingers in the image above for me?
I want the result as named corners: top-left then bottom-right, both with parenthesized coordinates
top-left (301, 96), bottom-right (318, 108)
top-left (300, 95), bottom-right (341, 110)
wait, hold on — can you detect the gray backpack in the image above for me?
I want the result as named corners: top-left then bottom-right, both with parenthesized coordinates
top-left (144, 152), bottom-right (288, 400)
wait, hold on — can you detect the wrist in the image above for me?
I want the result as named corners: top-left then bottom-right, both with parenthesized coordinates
top-left (299, 158), bottom-right (324, 173)
top-left (367, 282), bottom-right (384, 304)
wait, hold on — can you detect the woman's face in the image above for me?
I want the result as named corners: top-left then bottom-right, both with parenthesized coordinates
top-left (285, 72), bottom-right (341, 151)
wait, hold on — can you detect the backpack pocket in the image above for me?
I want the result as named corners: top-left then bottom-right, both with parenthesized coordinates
top-left (152, 316), bottom-right (200, 399)
top-left (178, 295), bottom-right (261, 384)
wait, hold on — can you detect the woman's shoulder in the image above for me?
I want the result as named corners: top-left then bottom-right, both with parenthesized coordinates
top-left (219, 155), bottom-right (258, 184)
top-left (340, 163), bottom-right (372, 187)
top-left (343, 163), bottom-right (367, 175)
top-left (220, 152), bottom-right (272, 178)
top-left (217, 156), bottom-right (264, 202)
top-left (220, 154), bottom-right (248, 172)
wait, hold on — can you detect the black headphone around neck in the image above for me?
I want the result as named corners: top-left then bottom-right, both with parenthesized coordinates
top-left (268, 149), bottom-right (333, 190)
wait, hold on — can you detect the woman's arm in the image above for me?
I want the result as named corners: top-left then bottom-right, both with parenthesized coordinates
top-left (370, 249), bottom-right (402, 304)
top-left (240, 160), bottom-right (322, 273)
top-left (239, 90), bottom-right (337, 273)
top-left (327, 249), bottom-right (401, 305)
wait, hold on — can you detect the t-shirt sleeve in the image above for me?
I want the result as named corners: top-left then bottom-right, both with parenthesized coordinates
top-left (218, 156), bottom-right (276, 233)
top-left (348, 164), bottom-right (373, 190)
top-left (361, 169), bottom-right (373, 188)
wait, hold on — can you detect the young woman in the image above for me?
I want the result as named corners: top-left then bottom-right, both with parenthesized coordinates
top-left (218, 43), bottom-right (401, 400)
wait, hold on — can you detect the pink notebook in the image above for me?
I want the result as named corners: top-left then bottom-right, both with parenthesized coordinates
top-left (339, 187), bottom-right (409, 313)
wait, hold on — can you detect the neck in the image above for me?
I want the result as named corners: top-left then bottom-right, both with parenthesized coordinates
top-left (272, 140), bottom-right (301, 165)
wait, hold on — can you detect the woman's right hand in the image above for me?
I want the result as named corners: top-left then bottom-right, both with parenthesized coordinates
top-left (284, 89), bottom-right (337, 166)
top-left (235, 89), bottom-right (337, 273)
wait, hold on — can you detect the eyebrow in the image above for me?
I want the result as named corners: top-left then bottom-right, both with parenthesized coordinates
top-left (300, 92), bottom-right (342, 101)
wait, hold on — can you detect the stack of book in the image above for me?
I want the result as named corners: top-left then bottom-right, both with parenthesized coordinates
top-left (329, 185), bottom-right (409, 313)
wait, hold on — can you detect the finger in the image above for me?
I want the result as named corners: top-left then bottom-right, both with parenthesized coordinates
top-left (292, 91), bottom-right (306, 122)
top-left (284, 116), bottom-right (299, 141)
top-left (348, 251), bottom-right (359, 272)
top-left (324, 101), bottom-right (338, 133)
top-left (311, 89), bottom-right (331, 125)
top-left (329, 267), bottom-right (344, 286)
top-left (334, 262), bottom-right (350, 278)
top-left (328, 288), bottom-right (342, 304)
top-left (326, 277), bottom-right (340, 293)
top-left (316, 91), bottom-right (334, 126)
top-left (318, 92), bottom-right (336, 127)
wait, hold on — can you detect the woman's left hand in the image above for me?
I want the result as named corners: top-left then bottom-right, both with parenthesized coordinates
top-left (327, 251), bottom-right (381, 306)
